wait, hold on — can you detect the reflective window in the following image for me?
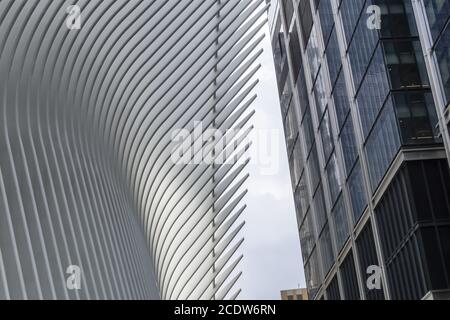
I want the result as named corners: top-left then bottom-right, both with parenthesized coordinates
top-left (332, 195), bottom-right (350, 253)
top-left (357, 45), bottom-right (391, 138)
top-left (300, 210), bottom-right (316, 262)
top-left (280, 76), bottom-right (292, 119)
top-left (296, 60), bottom-right (310, 116)
top-left (272, 19), bottom-right (285, 75)
top-left (305, 247), bottom-right (322, 299)
top-left (326, 275), bottom-right (341, 300)
top-left (308, 144), bottom-right (321, 191)
top-left (318, 0), bottom-right (334, 43)
top-left (289, 27), bottom-right (303, 81)
top-left (377, 0), bottom-right (418, 38)
top-left (325, 27), bottom-right (342, 88)
top-left (320, 110), bottom-right (334, 162)
top-left (348, 162), bottom-right (368, 223)
top-left (299, 0), bottom-right (314, 47)
top-left (424, 0), bottom-right (450, 42)
top-left (347, 1), bottom-right (380, 89)
top-left (302, 108), bottom-right (315, 155)
top-left (284, 99), bottom-right (298, 154)
top-left (340, 116), bottom-right (358, 176)
top-left (289, 136), bottom-right (304, 189)
top-left (340, 251), bottom-right (361, 300)
top-left (314, 66), bottom-right (328, 118)
top-left (313, 184), bottom-right (328, 234)
top-left (294, 172), bottom-right (310, 224)
top-left (393, 91), bottom-right (440, 145)
top-left (340, 0), bottom-right (367, 48)
top-left (435, 24), bottom-right (450, 106)
top-left (319, 223), bottom-right (335, 277)
top-left (383, 40), bottom-right (430, 90)
top-left (306, 24), bottom-right (321, 83)
top-left (282, 0), bottom-right (295, 25)
top-left (365, 98), bottom-right (401, 190)
top-left (326, 153), bottom-right (342, 206)
top-left (333, 69), bottom-right (350, 131)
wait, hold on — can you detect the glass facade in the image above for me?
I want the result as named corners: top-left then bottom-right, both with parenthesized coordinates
top-left (424, 0), bottom-right (450, 104)
top-left (422, 0), bottom-right (450, 164)
top-left (270, 0), bottom-right (450, 300)
top-left (326, 275), bottom-right (341, 300)
top-left (356, 222), bottom-right (385, 300)
top-left (376, 160), bottom-right (450, 299)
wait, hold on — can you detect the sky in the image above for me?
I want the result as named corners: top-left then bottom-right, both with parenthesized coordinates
top-left (238, 21), bottom-right (306, 300)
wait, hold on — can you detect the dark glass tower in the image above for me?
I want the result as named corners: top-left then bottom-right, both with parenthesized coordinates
top-left (269, 0), bottom-right (450, 300)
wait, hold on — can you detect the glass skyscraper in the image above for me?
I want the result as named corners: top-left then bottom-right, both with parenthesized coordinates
top-left (269, 0), bottom-right (450, 299)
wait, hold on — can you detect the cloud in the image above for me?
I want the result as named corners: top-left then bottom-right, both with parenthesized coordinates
top-left (238, 24), bottom-right (306, 299)
top-left (239, 191), bottom-right (305, 300)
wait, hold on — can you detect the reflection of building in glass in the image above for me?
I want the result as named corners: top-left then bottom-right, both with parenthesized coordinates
top-left (269, 0), bottom-right (450, 300)
top-left (0, 0), bottom-right (266, 300)
top-left (280, 288), bottom-right (309, 300)
top-left (418, 0), bottom-right (450, 164)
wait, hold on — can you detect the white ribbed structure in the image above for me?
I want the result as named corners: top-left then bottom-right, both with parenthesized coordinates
top-left (0, 0), bottom-right (266, 300)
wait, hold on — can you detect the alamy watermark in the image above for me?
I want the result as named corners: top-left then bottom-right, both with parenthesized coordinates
top-left (66, 265), bottom-right (81, 290)
top-left (66, 5), bottom-right (82, 30)
top-left (366, 265), bottom-right (382, 290)
top-left (170, 121), bottom-right (281, 176)
top-left (367, 5), bottom-right (382, 30)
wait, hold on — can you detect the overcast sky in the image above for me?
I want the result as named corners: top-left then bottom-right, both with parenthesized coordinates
top-left (238, 21), bottom-right (306, 300)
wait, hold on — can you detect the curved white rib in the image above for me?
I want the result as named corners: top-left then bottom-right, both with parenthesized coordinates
top-left (0, 0), bottom-right (266, 300)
